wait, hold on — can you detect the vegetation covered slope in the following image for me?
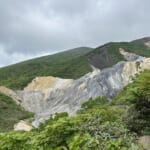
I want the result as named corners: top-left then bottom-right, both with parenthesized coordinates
top-left (88, 41), bottom-right (150, 69)
top-left (0, 93), bottom-right (33, 132)
top-left (0, 47), bottom-right (93, 89)
top-left (0, 70), bottom-right (150, 149)
top-left (113, 70), bottom-right (150, 135)
top-left (0, 38), bottom-right (150, 90)
top-left (0, 97), bottom-right (138, 150)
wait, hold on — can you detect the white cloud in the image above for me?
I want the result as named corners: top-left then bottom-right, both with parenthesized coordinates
top-left (0, 0), bottom-right (150, 66)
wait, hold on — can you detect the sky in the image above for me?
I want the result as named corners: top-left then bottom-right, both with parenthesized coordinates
top-left (0, 0), bottom-right (150, 67)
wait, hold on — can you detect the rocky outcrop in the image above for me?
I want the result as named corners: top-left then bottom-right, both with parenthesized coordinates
top-left (1, 54), bottom-right (150, 127)
top-left (24, 76), bottom-right (74, 91)
top-left (14, 120), bottom-right (33, 131)
top-left (10, 58), bottom-right (149, 127)
top-left (0, 86), bottom-right (21, 104)
top-left (119, 48), bottom-right (144, 61)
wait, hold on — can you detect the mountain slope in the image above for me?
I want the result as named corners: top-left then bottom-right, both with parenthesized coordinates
top-left (1, 69), bottom-right (150, 149)
top-left (3, 57), bottom-right (150, 127)
top-left (0, 93), bottom-right (33, 132)
top-left (88, 40), bottom-right (150, 69)
top-left (0, 47), bottom-right (93, 89)
top-left (0, 37), bottom-right (150, 90)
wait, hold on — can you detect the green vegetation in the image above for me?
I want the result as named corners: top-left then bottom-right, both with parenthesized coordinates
top-left (0, 39), bottom-right (150, 149)
top-left (1, 70), bottom-right (150, 149)
top-left (0, 40), bottom-right (150, 90)
top-left (0, 97), bottom-right (139, 150)
top-left (0, 47), bottom-right (93, 90)
top-left (0, 93), bottom-right (33, 132)
top-left (114, 70), bottom-right (150, 135)
top-left (92, 41), bottom-right (150, 69)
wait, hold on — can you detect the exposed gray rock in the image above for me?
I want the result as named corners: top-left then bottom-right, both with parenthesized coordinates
top-left (14, 62), bottom-right (125, 127)
top-left (119, 48), bottom-right (144, 61)
top-left (1, 58), bottom-right (150, 127)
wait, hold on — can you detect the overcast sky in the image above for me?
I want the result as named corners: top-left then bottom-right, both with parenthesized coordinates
top-left (0, 0), bottom-right (150, 67)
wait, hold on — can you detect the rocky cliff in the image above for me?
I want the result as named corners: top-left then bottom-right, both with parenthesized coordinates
top-left (119, 48), bottom-right (144, 61)
top-left (1, 50), bottom-right (150, 127)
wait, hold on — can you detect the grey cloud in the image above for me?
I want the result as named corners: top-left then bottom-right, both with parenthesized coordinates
top-left (0, 0), bottom-right (150, 66)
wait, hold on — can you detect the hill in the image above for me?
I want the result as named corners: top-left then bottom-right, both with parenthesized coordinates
top-left (0, 47), bottom-right (93, 89)
top-left (0, 37), bottom-right (150, 90)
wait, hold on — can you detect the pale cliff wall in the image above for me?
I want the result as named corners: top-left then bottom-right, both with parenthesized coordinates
top-left (14, 58), bottom-right (150, 127)
top-left (1, 51), bottom-right (150, 127)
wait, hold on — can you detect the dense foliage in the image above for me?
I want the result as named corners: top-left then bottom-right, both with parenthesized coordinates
top-left (0, 41), bottom-right (150, 90)
top-left (0, 93), bottom-right (33, 132)
top-left (0, 97), bottom-right (139, 149)
top-left (114, 70), bottom-right (150, 135)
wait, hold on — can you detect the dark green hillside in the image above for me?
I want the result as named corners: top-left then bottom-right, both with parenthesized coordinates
top-left (113, 70), bottom-right (150, 137)
top-left (0, 93), bottom-right (33, 132)
top-left (0, 38), bottom-right (150, 90)
top-left (0, 47), bottom-right (93, 90)
top-left (88, 41), bottom-right (150, 69)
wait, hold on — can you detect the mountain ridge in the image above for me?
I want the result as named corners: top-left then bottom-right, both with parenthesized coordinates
top-left (0, 37), bottom-right (150, 90)
top-left (1, 51), bottom-right (150, 127)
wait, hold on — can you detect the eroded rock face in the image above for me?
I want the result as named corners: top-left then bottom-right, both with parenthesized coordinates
top-left (24, 76), bottom-right (74, 91)
top-left (1, 57), bottom-right (150, 127)
top-left (119, 48), bottom-right (144, 61)
top-left (0, 86), bottom-right (21, 104)
top-left (14, 120), bottom-right (33, 131)
top-left (14, 58), bottom-right (150, 127)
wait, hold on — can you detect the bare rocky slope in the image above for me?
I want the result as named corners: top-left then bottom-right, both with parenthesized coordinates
top-left (1, 50), bottom-right (150, 128)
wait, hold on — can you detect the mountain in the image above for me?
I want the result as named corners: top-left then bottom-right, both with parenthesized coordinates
top-left (0, 37), bottom-right (150, 149)
top-left (0, 47), bottom-right (93, 90)
top-left (2, 53), bottom-right (150, 127)
top-left (0, 36), bottom-right (150, 129)
top-left (0, 37), bottom-right (150, 90)
top-left (0, 61), bottom-right (150, 149)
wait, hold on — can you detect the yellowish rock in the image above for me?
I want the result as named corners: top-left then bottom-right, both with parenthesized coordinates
top-left (14, 120), bottom-right (33, 132)
top-left (24, 76), bottom-right (74, 91)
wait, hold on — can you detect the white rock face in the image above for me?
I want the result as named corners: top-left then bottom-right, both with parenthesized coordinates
top-left (14, 120), bottom-right (33, 131)
top-left (1, 57), bottom-right (150, 127)
top-left (0, 86), bottom-right (21, 104)
top-left (24, 76), bottom-right (74, 91)
top-left (15, 58), bottom-right (150, 127)
top-left (119, 48), bottom-right (144, 61)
